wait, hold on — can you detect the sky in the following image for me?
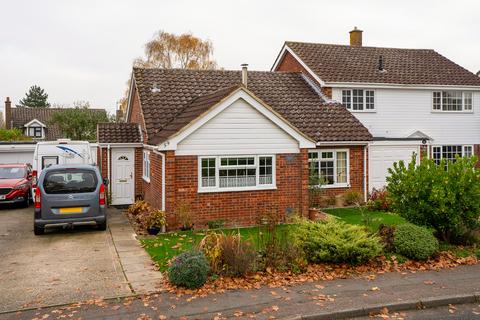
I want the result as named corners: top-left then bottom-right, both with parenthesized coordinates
top-left (1, 0), bottom-right (479, 116)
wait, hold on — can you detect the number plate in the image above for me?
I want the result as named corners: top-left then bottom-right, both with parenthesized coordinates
top-left (59, 207), bottom-right (82, 214)
top-left (0, 195), bottom-right (5, 200)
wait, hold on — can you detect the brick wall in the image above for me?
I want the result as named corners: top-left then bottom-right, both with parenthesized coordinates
top-left (142, 150), bottom-right (163, 210)
top-left (141, 151), bottom-right (309, 229)
top-left (275, 50), bottom-right (332, 99)
top-left (128, 86), bottom-right (148, 143)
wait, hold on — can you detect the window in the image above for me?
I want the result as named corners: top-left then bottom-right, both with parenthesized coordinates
top-left (198, 155), bottom-right (275, 192)
top-left (43, 169), bottom-right (97, 194)
top-left (432, 145), bottom-right (473, 166)
top-left (432, 91), bottom-right (474, 112)
top-left (142, 150), bottom-right (150, 181)
top-left (308, 150), bottom-right (349, 187)
top-left (27, 126), bottom-right (43, 138)
top-left (342, 89), bottom-right (375, 111)
top-left (42, 156), bottom-right (58, 169)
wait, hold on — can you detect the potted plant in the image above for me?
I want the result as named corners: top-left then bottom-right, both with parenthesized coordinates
top-left (145, 209), bottom-right (167, 235)
top-left (176, 202), bottom-right (193, 231)
top-left (308, 167), bottom-right (325, 220)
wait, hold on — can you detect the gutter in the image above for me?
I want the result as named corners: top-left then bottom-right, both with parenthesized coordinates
top-left (363, 145), bottom-right (368, 202)
top-left (107, 144), bottom-right (111, 198)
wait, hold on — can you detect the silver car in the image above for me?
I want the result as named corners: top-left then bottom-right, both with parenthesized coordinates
top-left (33, 164), bottom-right (108, 235)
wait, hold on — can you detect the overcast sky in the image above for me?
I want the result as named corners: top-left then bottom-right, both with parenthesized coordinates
top-left (1, 0), bottom-right (479, 116)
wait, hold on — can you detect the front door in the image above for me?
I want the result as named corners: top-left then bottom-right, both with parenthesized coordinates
top-left (111, 148), bottom-right (135, 205)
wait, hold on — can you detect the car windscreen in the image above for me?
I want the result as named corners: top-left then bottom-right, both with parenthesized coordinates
top-left (0, 167), bottom-right (26, 179)
top-left (43, 169), bottom-right (98, 194)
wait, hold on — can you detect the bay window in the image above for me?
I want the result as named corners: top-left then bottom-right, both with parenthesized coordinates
top-left (432, 145), bottom-right (473, 166)
top-left (308, 150), bottom-right (349, 187)
top-left (342, 89), bottom-right (375, 111)
top-left (432, 91), bottom-right (473, 112)
top-left (199, 155), bottom-right (275, 192)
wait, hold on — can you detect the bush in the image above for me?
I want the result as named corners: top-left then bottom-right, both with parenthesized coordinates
top-left (393, 224), bottom-right (439, 260)
top-left (367, 187), bottom-right (391, 211)
top-left (293, 219), bottom-right (383, 264)
top-left (168, 251), bottom-right (210, 289)
top-left (145, 209), bottom-right (167, 229)
top-left (207, 219), bottom-right (225, 229)
top-left (199, 232), bottom-right (256, 276)
top-left (387, 155), bottom-right (480, 243)
top-left (343, 191), bottom-right (363, 206)
top-left (378, 224), bottom-right (396, 252)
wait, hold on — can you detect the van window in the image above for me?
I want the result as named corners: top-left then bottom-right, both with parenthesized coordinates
top-left (43, 170), bottom-right (98, 194)
top-left (42, 156), bottom-right (58, 169)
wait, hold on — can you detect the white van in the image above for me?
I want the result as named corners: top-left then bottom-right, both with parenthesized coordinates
top-left (32, 139), bottom-right (95, 192)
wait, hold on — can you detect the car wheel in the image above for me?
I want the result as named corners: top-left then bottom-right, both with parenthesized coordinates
top-left (97, 219), bottom-right (107, 231)
top-left (34, 224), bottom-right (44, 235)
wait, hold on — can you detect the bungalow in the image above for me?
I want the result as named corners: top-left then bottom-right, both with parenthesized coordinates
top-left (97, 67), bottom-right (371, 228)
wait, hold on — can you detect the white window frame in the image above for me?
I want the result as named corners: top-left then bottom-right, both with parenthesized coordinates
top-left (26, 126), bottom-right (44, 138)
top-left (142, 150), bottom-right (150, 182)
top-left (198, 155), bottom-right (276, 193)
top-left (342, 89), bottom-right (376, 112)
top-left (432, 145), bottom-right (473, 165)
top-left (308, 149), bottom-right (350, 188)
top-left (431, 91), bottom-right (474, 113)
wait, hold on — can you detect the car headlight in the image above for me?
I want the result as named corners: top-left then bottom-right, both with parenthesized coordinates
top-left (13, 184), bottom-right (28, 190)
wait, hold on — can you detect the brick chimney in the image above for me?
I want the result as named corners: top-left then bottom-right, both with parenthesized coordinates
top-left (349, 27), bottom-right (363, 47)
top-left (4, 97), bottom-right (12, 129)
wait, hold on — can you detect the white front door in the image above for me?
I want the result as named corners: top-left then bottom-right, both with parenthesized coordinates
top-left (111, 148), bottom-right (135, 205)
top-left (369, 144), bottom-right (420, 190)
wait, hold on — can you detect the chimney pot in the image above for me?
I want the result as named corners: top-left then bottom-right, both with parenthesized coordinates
top-left (349, 27), bottom-right (363, 47)
top-left (241, 63), bottom-right (248, 88)
top-left (4, 97), bottom-right (12, 129)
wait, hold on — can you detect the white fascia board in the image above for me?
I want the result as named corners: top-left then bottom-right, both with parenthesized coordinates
top-left (157, 89), bottom-right (316, 151)
top-left (24, 119), bottom-right (46, 127)
top-left (327, 82), bottom-right (480, 91)
top-left (316, 141), bottom-right (370, 146)
top-left (271, 45), bottom-right (326, 87)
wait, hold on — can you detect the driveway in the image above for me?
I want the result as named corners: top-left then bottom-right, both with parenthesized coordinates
top-left (0, 205), bottom-right (158, 313)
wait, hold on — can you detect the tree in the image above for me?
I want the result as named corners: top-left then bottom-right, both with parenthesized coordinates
top-left (49, 101), bottom-right (111, 141)
top-left (134, 31), bottom-right (218, 69)
top-left (18, 85), bottom-right (50, 108)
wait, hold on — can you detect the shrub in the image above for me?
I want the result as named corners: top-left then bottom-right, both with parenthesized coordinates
top-left (393, 224), bottom-right (439, 260)
top-left (367, 187), bottom-right (391, 211)
top-left (128, 200), bottom-right (151, 218)
top-left (176, 202), bottom-right (193, 230)
top-left (387, 155), bottom-right (480, 243)
top-left (343, 191), bottom-right (363, 206)
top-left (378, 224), bottom-right (396, 252)
top-left (167, 251), bottom-right (210, 289)
top-left (293, 219), bottom-right (383, 264)
top-left (145, 209), bottom-right (167, 229)
top-left (207, 219), bottom-right (225, 229)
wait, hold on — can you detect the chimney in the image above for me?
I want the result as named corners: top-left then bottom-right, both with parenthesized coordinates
top-left (378, 55), bottom-right (384, 71)
top-left (349, 27), bottom-right (363, 47)
top-left (241, 63), bottom-right (248, 88)
top-left (4, 97), bottom-right (11, 129)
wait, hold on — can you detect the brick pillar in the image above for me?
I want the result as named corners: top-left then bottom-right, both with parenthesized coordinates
top-left (4, 97), bottom-right (11, 129)
top-left (165, 150), bottom-right (176, 214)
top-left (299, 148), bottom-right (309, 218)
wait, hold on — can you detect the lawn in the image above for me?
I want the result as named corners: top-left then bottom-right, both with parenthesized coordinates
top-left (324, 207), bottom-right (407, 231)
top-left (141, 224), bottom-right (292, 271)
top-left (141, 208), bottom-right (408, 271)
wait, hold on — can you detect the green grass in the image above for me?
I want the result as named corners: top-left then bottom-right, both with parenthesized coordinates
top-left (324, 207), bottom-right (407, 232)
top-left (141, 224), bottom-right (292, 271)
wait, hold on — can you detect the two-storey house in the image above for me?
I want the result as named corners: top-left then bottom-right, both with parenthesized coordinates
top-left (272, 28), bottom-right (480, 189)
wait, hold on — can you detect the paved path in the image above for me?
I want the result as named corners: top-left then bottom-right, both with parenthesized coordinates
top-left (2, 263), bottom-right (479, 319)
top-left (0, 205), bottom-right (160, 313)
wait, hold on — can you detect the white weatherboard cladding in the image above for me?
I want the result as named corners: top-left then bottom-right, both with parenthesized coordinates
top-left (176, 98), bottom-right (300, 155)
top-left (332, 88), bottom-right (480, 145)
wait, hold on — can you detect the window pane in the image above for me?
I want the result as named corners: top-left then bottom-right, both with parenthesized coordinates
top-left (320, 160), bottom-right (334, 184)
top-left (336, 151), bottom-right (347, 183)
top-left (259, 156), bottom-right (273, 185)
top-left (442, 91), bottom-right (463, 111)
top-left (365, 91), bottom-right (375, 110)
top-left (321, 152), bottom-right (333, 159)
top-left (432, 146), bottom-right (441, 165)
top-left (342, 90), bottom-right (352, 109)
top-left (433, 92), bottom-right (441, 110)
top-left (219, 168), bottom-right (256, 188)
top-left (352, 89), bottom-right (364, 111)
top-left (464, 92), bottom-right (473, 111)
top-left (464, 146), bottom-right (473, 157)
top-left (201, 158), bottom-right (216, 187)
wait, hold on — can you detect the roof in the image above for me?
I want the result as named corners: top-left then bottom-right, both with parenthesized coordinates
top-left (283, 42), bottom-right (480, 86)
top-left (11, 107), bottom-right (107, 140)
top-left (97, 123), bottom-right (142, 143)
top-left (131, 68), bottom-right (372, 144)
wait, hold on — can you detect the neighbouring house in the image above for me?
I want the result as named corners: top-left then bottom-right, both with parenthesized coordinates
top-left (97, 66), bottom-right (371, 228)
top-left (272, 27), bottom-right (480, 189)
top-left (1, 98), bottom-right (106, 164)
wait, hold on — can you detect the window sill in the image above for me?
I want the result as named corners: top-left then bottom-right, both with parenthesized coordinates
top-left (142, 176), bottom-right (150, 183)
top-left (198, 185), bottom-right (277, 193)
top-left (312, 184), bottom-right (350, 189)
top-left (431, 110), bottom-right (473, 114)
top-left (348, 110), bottom-right (376, 113)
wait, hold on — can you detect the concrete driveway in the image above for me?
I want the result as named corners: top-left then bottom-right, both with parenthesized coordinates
top-left (0, 205), bottom-right (135, 313)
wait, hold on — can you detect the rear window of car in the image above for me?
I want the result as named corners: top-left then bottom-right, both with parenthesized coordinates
top-left (43, 169), bottom-right (98, 194)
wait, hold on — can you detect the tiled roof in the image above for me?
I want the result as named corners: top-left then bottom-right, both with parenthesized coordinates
top-left (284, 42), bottom-right (480, 86)
top-left (97, 123), bottom-right (142, 143)
top-left (132, 68), bottom-right (372, 144)
top-left (11, 107), bottom-right (107, 140)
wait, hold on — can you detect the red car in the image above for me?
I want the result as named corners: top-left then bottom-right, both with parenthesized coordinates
top-left (0, 164), bottom-right (32, 206)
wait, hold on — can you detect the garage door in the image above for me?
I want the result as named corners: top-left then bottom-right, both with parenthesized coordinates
top-left (0, 151), bottom-right (34, 165)
top-left (369, 145), bottom-right (420, 190)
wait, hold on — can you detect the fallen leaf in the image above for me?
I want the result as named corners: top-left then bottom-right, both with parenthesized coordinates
top-left (370, 286), bottom-right (380, 291)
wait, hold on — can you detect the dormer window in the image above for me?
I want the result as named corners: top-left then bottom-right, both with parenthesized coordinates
top-left (342, 89), bottom-right (375, 111)
top-left (24, 119), bottom-right (46, 139)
